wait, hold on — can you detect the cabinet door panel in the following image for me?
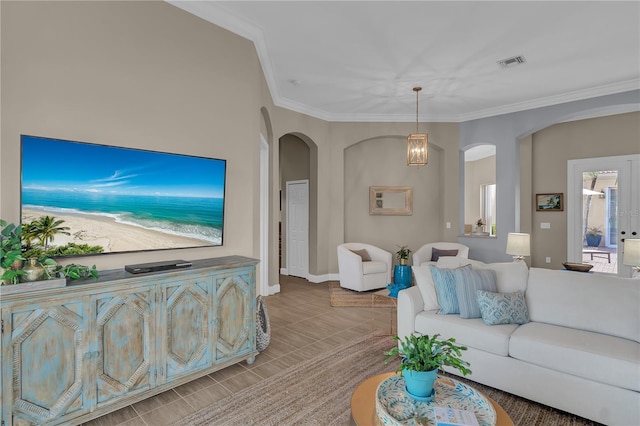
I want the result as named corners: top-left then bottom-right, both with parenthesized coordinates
top-left (8, 302), bottom-right (90, 424)
top-left (96, 289), bottom-right (154, 406)
top-left (162, 278), bottom-right (212, 381)
top-left (215, 268), bottom-right (255, 362)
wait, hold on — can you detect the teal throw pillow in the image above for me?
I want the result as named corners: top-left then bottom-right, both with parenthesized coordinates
top-left (429, 264), bottom-right (471, 315)
top-left (453, 268), bottom-right (498, 319)
top-left (476, 290), bottom-right (529, 325)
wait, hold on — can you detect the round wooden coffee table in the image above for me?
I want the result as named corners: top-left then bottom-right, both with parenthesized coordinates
top-left (350, 372), bottom-right (513, 426)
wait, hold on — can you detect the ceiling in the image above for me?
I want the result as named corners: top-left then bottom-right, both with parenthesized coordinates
top-left (169, 1), bottom-right (640, 123)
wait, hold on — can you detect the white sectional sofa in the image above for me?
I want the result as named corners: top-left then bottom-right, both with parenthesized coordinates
top-left (398, 259), bottom-right (640, 425)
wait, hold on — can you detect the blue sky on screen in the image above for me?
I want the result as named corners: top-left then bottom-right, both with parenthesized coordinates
top-left (21, 136), bottom-right (226, 198)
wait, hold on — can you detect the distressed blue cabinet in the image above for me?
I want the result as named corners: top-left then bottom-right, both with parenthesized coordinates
top-left (215, 267), bottom-right (255, 364)
top-left (159, 276), bottom-right (213, 382)
top-left (0, 256), bottom-right (258, 426)
top-left (95, 287), bottom-right (156, 407)
top-left (1, 299), bottom-right (92, 425)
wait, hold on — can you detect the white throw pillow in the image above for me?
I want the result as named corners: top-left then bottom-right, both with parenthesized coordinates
top-left (436, 256), bottom-right (472, 269)
top-left (412, 264), bottom-right (439, 311)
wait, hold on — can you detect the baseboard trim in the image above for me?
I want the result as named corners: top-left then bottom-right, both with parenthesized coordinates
top-left (268, 284), bottom-right (281, 295)
top-left (278, 269), bottom-right (339, 283)
top-left (307, 273), bottom-right (339, 283)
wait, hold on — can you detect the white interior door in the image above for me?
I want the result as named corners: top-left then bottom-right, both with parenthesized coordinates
top-left (286, 180), bottom-right (309, 278)
top-left (568, 154), bottom-right (640, 277)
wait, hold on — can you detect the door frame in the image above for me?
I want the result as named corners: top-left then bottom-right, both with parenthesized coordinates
top-left (567, 154), bottom-right (639, 277)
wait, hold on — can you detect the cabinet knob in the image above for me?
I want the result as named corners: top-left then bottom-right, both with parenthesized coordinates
top-left (621, 231), bottom-right (626, 235)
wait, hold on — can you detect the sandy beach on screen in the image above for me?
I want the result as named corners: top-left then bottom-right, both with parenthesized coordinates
top-left (22, 208), bottom-right (211, 253)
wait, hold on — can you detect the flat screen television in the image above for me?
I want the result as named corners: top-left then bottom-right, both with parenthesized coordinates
top-left (20, 135), bottom-right (226, 257)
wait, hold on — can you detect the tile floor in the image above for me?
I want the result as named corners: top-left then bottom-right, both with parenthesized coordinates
top-left (582, 246), bottom-right (618, 274)
top-left (83, 276), bottom-right (394, 426)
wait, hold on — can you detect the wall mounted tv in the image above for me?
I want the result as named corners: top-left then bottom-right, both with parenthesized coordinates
top-left (21, 135), bottom-right (226, 258)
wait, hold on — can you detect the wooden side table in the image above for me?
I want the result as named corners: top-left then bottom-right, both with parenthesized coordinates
top-left (351, 372), bottom-right (514, 426)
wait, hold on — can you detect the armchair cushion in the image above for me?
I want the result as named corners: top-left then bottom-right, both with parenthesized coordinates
top-left (413, 242), bottom-right (469, 267)
top-left (350, 249), bottom-right (371, 261)
top-left (362, 261), bottom-right (387, 275)
top-left (431, 248), bottom-right (459, 261)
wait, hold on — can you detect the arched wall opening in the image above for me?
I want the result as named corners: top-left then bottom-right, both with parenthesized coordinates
top-left (343, 135), bottom-right (444, 263)
top-left (279, 132), bottom-right (318, 276)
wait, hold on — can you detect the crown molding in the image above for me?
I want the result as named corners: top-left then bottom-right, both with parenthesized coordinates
top-left (456, 80), bottom-right (640, 122)
top-left (167, 2), bottom-right (639, 124)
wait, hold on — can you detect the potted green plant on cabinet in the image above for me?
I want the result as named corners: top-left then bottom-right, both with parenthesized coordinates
top-left (1, 219), bottom-right (99, 294)
top-left (1, 219), bottom-right (25, 284)
top-left (384, 333), bottom-right (471, 401)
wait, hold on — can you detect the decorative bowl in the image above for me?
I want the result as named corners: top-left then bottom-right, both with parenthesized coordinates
top-left (562, 262), bottom-right (594, 272)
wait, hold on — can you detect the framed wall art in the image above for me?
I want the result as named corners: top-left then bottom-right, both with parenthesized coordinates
top-left (535, 193), bottom-right (563, 211)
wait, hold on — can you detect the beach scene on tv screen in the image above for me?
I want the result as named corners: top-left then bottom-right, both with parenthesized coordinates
top-left (21, 136), bottom-right (225, 256)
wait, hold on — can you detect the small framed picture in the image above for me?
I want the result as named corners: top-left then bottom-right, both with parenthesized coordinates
top-left (535, 193), bottom-right (563, 211)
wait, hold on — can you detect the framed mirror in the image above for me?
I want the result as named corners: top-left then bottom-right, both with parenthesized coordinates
top-left (369, 186), bottom-right (413, 215)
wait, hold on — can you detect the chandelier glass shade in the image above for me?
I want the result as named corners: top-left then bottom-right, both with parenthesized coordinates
top-left (407, 87), bottom-right (428, 166)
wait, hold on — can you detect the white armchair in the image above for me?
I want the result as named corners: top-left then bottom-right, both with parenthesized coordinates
top-left (337, 243), bottom-right (392, 292)
top-left (412, 242), bottom-right (469, 267)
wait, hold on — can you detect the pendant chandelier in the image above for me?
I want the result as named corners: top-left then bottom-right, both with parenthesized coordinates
top-left (407, 87), bottom-right (428, 166)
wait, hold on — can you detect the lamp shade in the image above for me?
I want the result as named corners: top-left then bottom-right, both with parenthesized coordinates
top-left (623, 239), bottom-right (640, 267)
top-left (506, 233), bottom-right (530, 257)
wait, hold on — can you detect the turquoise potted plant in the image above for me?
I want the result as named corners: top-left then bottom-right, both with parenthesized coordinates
top-left (384, 333), bottom-right (471, 401)
top-left (389, 245), bottom-right (412, 296)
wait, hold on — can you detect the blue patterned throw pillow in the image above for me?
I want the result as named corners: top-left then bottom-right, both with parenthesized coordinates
top-left (429, 264), bottom-right (471, 315)
top-left (476, 290), bottom-right (529, 325)
top-left (453, 268), bottom-right (498, 319)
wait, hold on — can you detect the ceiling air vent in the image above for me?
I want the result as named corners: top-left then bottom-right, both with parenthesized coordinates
top-left (497, 55), bottom-right (526, 69)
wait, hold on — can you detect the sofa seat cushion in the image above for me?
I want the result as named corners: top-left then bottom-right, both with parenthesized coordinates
top-left (362, 261), bottom-right (387, 275)
top-left (510, 322), bottom-right (640, 392)
top-left (414, 310), bottom-right (519, 356)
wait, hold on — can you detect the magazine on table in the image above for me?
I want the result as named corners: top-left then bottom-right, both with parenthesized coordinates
top-left (433, 406), bottom-right (480, 426)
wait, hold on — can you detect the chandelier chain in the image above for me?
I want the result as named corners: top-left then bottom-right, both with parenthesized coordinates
top-left (413, 86), bottom-right (422, 133)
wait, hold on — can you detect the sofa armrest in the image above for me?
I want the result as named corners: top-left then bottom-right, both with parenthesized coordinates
top-left (397, 286), bottom-right (424, 340)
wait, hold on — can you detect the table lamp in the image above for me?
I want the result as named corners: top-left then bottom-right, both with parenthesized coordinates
top-left (506, 233), bottom-right (530, 262)
top-left (623, 238), bottom-right (640, 278)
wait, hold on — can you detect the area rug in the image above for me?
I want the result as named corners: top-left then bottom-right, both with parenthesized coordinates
top-left (172, 333), bottom-right (601, 426)
top-left (328, 282), bottom-right (396, 307)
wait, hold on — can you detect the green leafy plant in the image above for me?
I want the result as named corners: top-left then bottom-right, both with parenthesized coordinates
top-left (1, 220), bottom-right (25, 284)
top-left (57, 263), bottom-right (99, 280)
top-left (1, 219), bottom-right (99, 285)
top-left (384, 333), bottom-right (471, 376)
top-left (586, 226), bottom-right (603, 237)
top-left (395, 245), bottom-right (411, 261)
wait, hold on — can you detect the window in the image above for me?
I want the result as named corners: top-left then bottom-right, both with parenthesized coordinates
top-left (481, 184), bottom-right (496, 236)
